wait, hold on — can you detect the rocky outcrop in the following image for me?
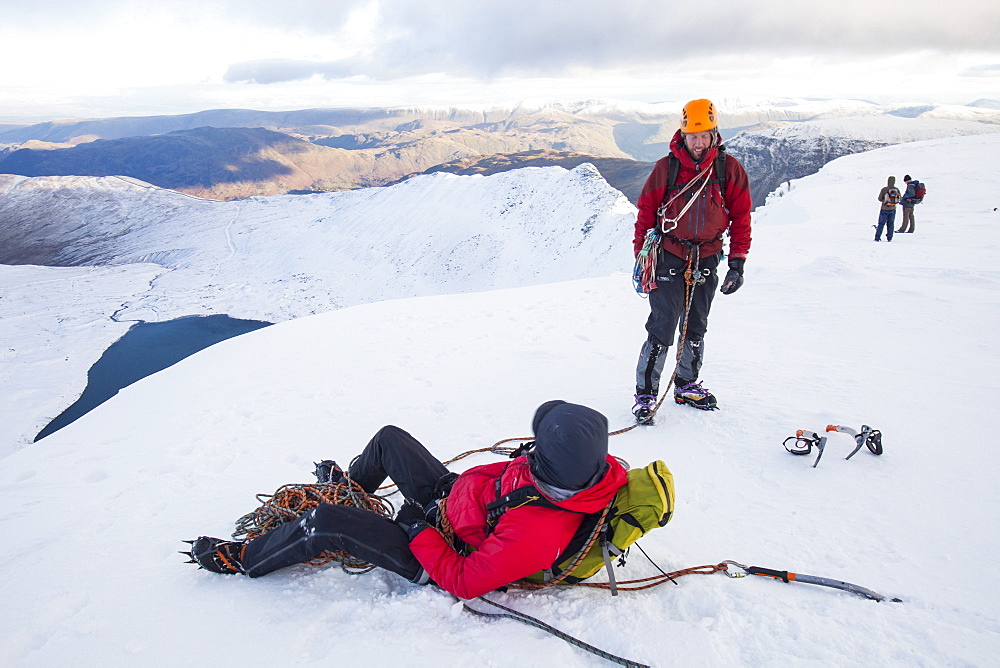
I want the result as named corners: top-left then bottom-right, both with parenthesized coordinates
top-left (726, 133), bottom-right (890, 209)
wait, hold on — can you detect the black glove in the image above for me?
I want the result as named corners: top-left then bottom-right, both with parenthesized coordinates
top-left (720, 258), bottom-right (745, 295)
top-left (396, 501), bottom-right (429, 540)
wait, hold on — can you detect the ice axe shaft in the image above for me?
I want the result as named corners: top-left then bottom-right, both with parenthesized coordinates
top-left (727, 562), bottom-right (901, 602)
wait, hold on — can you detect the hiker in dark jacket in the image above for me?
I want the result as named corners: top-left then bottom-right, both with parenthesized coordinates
top-left (185, 401), bottom-right (627, 600)
top-left (875, 176), bottom-right (900, 242)
top-left (897, 175), bottom-right (919, 233)
top-left (631, 98), bottom-right (752, 419)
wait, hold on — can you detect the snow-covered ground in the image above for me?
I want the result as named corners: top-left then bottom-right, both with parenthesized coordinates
top-left (0, 263), bottom-right (166, 457)
top-left (1, 134), bottom-right (999, 665)
top-left (0, 163), bottom-right (634, 454)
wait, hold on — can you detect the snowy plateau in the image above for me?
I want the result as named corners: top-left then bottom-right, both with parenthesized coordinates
top-left (1, 131), bottom-right (999, 666)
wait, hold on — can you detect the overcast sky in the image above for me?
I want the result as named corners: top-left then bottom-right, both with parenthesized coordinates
top-left (2, 0), bottom-right (998, 122)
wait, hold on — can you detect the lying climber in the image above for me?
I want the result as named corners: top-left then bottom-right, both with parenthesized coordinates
top-left (184, 400), bottom-right (627, 600)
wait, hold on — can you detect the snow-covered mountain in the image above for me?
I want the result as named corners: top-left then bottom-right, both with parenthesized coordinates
top-left (3, 97), bottom-right (999, 207)
top-left (0, 163), bottom-right (634, 322)
top-left (0, 163), bottom-right (634, 452)
top-left (0, 133), bottom-right (998, 665)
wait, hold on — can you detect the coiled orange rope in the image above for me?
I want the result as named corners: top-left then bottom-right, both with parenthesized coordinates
top-left (231, 480), bottom-right (394, 571)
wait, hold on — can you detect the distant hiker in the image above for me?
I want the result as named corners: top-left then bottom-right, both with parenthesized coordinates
top-left (185, 401), bottom-right (627, 600)
top-left (897, 174), bottom-right (923, 233)
top-left (631, 99), bottom-right (752, 419)
top-left (875, 176), bottom-right (900, 242)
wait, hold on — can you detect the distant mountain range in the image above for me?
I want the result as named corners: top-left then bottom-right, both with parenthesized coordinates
top-left (1, 98), bottom-right (998, 206)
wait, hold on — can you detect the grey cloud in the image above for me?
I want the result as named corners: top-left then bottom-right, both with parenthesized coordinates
top-left (225, 60), bottom-right (356, 85)
top-left (224, 55), bottom-right (426, 84)
top-left (961, 64), bottom-right (1000, 77)
top-left (155, 0), bottom-right (999, 84)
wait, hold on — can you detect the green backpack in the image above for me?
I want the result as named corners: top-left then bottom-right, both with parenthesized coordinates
top-left (487, 461), bottom-right (675, 594)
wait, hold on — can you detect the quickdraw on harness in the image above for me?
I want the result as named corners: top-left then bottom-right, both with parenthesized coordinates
top-left (784, 424), bottom-right (884, 468)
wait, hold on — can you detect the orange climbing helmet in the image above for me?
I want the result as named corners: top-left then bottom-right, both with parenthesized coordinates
top-left (680, 99), bottom-right (718, 133)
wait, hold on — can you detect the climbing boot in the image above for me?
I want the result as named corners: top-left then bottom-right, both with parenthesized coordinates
top-left (632, 394), bottom-right (657, 424)
top-left (673, 379), bottom-right (718, 411)
top-left (313, 460), bottom-right (345, 484)
top-left (181, 536), bottom-right (246, 574)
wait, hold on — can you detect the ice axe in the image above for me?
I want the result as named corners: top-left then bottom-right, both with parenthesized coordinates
top-left (784, 425), bottom-right (883, 467)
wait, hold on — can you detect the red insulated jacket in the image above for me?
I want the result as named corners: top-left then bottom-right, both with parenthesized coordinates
top-left (633, 129), bottom-right (752, 261)
top-left (408, 454), bottom-right (628, 600)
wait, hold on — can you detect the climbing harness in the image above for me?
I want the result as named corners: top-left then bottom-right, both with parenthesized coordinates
top-left (632, 160), bottom-right (717, 296)
top-left (784, 424), bottom-right (883, 468)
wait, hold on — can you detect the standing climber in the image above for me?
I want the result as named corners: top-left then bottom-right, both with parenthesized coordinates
top-left (897, 174), bottom-right (923, 233)
top-left (631, 99), bottom-right (752, 420)
top-left (875, 176), bottom-right (900, 242)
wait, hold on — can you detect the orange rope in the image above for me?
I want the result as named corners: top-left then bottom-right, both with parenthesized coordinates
top-left (232, 480), bottom-right (394, 571)
top-left (508, 562), bottom-right (729, 592)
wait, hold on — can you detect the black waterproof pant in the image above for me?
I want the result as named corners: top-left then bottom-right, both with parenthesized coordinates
top-left (636, 250), bottom-right (720, 394)
top-left (241, 425), bottom-right (451, 580)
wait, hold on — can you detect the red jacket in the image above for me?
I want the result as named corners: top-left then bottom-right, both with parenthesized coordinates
top-left (633, 130), bottom-right (752, 261)
top-left (409, 454), bottom-right (628, 599)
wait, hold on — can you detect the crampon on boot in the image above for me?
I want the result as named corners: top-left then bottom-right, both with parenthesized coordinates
top-left (181, 536), bottom-right (246, 574)
top-left (673, 380), bottom-right (718, 411)
top-left (632, 394), bottom-right (657, 424)
top-left (313, 459), bottom-right (345, 484)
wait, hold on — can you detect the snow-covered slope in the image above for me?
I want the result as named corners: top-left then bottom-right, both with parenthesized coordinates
top-left (0, 134), bottom-right (998, 665)
top-left (0, 164), bottom-right (634, 453)
top-left (0, 263), bottom-right (165, 458)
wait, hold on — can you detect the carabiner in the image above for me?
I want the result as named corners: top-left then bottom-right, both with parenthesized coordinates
top-left (722, 560), bottom-right (749, 578)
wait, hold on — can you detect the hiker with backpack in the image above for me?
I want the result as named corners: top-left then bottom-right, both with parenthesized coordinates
top-left (875, 176), bottom-right (900, 242)
top-left (185, 401), bottom-right (630, 600)
top-left (631, 99), bottom-right (752, 420)
top-left (897, 174), bottom-right (924, 233)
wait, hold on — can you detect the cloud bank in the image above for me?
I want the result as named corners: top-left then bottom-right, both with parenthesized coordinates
top-left (220, 0), bottom-right (1000, 84)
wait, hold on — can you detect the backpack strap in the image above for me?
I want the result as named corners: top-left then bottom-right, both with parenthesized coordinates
top-left (486, 484), bottom-right (566, 527)
top-left (715, 146), bottom-right (728, 205)
top-left (666, 154), bottom-right (681, 192)
top-left (601, 541), bottom-right (619, 596)
top-left (660, 146), bottom-right (730, 213)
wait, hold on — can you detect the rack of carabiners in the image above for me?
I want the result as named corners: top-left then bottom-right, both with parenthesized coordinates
top-left (783, 424), bottom-right (883, 468)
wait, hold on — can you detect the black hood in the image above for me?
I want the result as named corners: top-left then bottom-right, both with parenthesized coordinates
top-left (529, 400), bottom-right (609, 491)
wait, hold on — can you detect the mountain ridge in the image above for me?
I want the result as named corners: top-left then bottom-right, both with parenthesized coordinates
top-left (3, 98), bottom-right (999, 206)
